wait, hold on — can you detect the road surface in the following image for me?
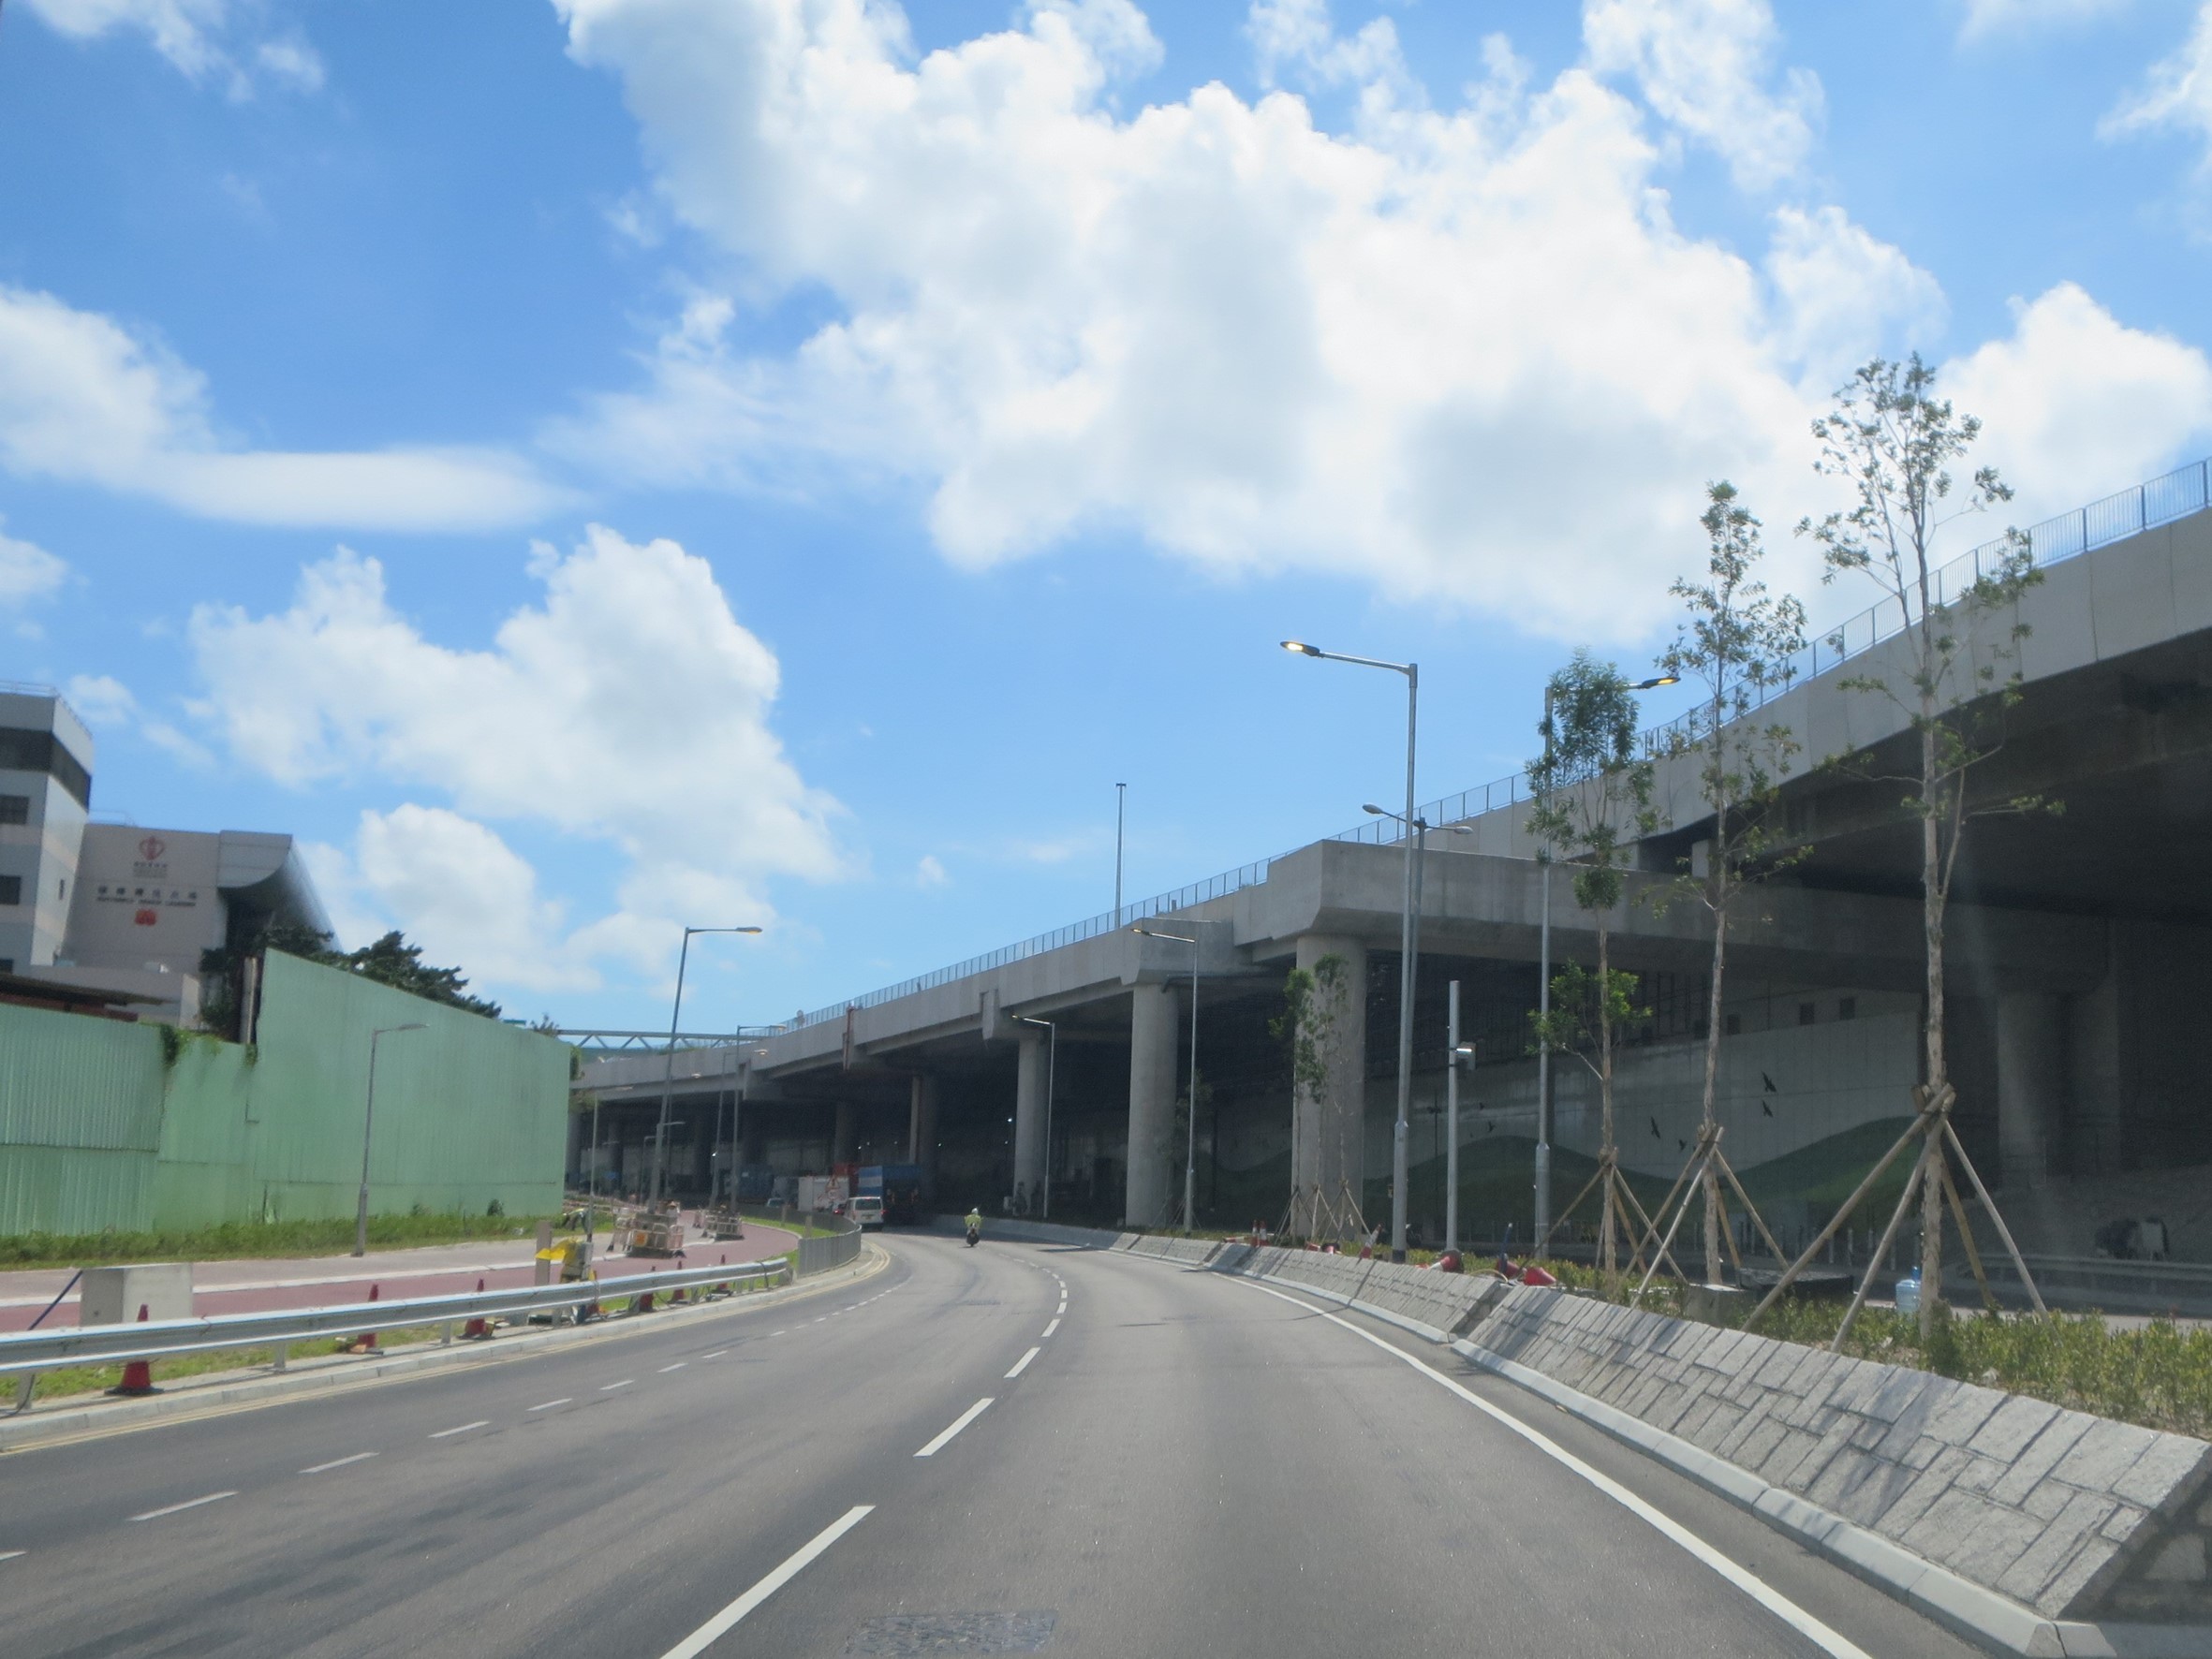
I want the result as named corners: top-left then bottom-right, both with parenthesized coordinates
top-left (0, 1233), bottom-right (1982, 1657)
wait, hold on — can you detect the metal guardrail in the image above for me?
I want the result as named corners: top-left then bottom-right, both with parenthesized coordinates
top-left (794, 1213), bottom-right (864, 1276)
top-left (0, 1258), bottom-right (786, 1387)
top-left (781, 457), bottom-right (2212, 1031)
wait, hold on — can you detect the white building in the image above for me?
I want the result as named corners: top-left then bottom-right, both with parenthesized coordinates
top-left (0, 686), bottom-right (331, 1022)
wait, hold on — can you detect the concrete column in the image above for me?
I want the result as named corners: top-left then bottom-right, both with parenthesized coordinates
top-left (1290, 935), bottom-right (1368, 1238)
top-left (1126, 983), bottom-right (1181, 1227)
top-left (1997, 991), bottom-right (2065, 1191)
top-left (1014, 1032), bottom-right (1048, 1215)
top-left (908, 1075), bottom-right (939, 1197)
top-left (833, 1100), bottom-right (855, 1167)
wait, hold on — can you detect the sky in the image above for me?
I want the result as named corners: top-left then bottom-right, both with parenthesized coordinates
top-left (2, 0), bottom-right (2210, 1034)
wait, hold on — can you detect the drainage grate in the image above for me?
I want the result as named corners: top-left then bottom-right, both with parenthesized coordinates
top-left (842, 1611), bottom-right (1057, 1654)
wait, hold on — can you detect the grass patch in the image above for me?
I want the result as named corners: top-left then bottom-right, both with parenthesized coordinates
top-left (0, 1213), bottom-right (559, 1271)
top-left (21, 1324), bottom-right (451, 1402)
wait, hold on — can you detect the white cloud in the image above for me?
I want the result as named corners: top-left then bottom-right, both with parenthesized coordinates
top-left (1941, 282), bottom-right (2212, 522)
top-left (184, 526), bottom-right (842, 987)
top-left (916, 853), bottom-right (950, 888)
top-left (351, 805), bottom-right (593, 994)
top-left (1960, 0), bottom-right (2131, 43)
top-left (20, 0), bottom-right (325, 96)
top-left (64, 674), bottom-right (137, 727)
top-left (0, 284), bottom-right (565, 531)
top-left (2102, 4), bottom-right (2212, 190)
top-left (0, 521), bottom-right (66, 607)
top-left (1583, 0), bottom-right (1822, 191)
top-left (553, 0), bottom-right (2205, 641)
top-left (1248, 0), bottom-right (1415, 105)
top-left (1766, 205), bottom-right (1947, 389)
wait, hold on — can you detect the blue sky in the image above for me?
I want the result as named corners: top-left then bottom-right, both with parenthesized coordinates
top-left (3, 0), bottom-right (2209, 1032)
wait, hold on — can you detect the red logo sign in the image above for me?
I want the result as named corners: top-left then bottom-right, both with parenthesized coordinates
top-left (138, 836), bottom-right (166, 861)
top-left (133, 908), bottom-right (158, 927)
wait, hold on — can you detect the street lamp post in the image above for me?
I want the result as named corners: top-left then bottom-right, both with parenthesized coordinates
top-left (1530, 672), bottom-right (1677, 1255)
top-left (356, 1021), bottom-right (426, 1257)
top-left (1114, 783), bottom-right (1128, 927)
top-left (1283, 639), bottom-right (1420, 1261)
top-left (654, 925), bottom-right (764, 1205)
top-left (1132, 923), bottom-right (1205, 1232)
top-left (1014, 1014), bottom-right (1058, 1220)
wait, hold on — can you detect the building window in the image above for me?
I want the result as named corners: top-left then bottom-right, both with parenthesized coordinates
top-left (1837, 996), bottom-right (1856, 1021)
top-left (0, 875), bottom-right (20, 905)
top-left (1725, 1013), bottom-right (1742, 1036)
top-left (1798, 1002), bottom-right (1816, 1026)
top-left (0, 793), bottom-right (25, 825)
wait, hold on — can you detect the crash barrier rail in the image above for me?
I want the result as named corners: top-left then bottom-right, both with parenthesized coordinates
top-left (0, 1257), bottom-right (787, 1404)
top-left (795, 1213), bottom-right (863, 1276)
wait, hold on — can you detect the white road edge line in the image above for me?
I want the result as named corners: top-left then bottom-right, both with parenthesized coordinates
top-left (1040, 1318), bottom-right (1060, 1339)
top-left (1005, 1346), bottom-right (1040, 1379)
top-left (528, 1398), bottom-right (572, 1412)
top-left (1238, 1282), bottom-right (1874, 1659)
top-left (656, 1504), bottom-right (874, 1659)
top-left (429, 1420), bottom-right (489, 1440)
top-left (131, 1491), bottom-right (235, 1521)
top-left (300, 1451), bottom-right (378, 1474)
top-left (914, 1397), bottom-right (995, 1458)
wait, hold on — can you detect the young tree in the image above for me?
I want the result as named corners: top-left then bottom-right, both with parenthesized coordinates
top-left (1766, 355), bottom-right (2046, 1343)
top-left (1528, 653), bottom-right (1659, 1286)
top-left (1654, 481), bottom-right (1807, 1285)
top-left (1272, 954), bottom-right (1353, 1239)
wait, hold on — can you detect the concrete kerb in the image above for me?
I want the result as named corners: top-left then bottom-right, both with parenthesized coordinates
top-left (0, 1241), bottom-right (889, 1457)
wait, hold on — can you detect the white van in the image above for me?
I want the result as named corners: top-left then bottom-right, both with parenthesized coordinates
top-left (849, 1194), bottom-right (885, 1229)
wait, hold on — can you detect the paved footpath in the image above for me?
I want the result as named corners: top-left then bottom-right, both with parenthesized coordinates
top-left (0, 1211), bottom-right (799, 1330)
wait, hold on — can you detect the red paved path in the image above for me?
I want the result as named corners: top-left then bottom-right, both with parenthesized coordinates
top-left (0, 1211), bottom-right (798, 1330)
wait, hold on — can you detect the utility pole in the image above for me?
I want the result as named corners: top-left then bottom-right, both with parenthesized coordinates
top-left (1114, 782), bottom-right (1128, 926)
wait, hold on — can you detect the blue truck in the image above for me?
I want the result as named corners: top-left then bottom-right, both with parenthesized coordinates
top-left (861, 1164), bottom-right (924, 1226)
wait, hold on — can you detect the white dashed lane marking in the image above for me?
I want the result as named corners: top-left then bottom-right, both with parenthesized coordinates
top-left (132, 1492), bottom-right (234, 1522)
top-left (300, 1452), bottom-right (376, 1474)
top-left (528, 1399), bottom-right (571, 1412)
top-left (914, 1398), bottom-right (995, 1458)
top-left (429, 1420), bottom-right (488, 1440)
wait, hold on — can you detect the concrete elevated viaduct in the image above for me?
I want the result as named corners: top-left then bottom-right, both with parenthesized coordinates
top-left (581, 458), bottom-right (2212, 1254)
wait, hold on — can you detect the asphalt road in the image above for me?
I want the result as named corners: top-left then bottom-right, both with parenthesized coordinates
top-left (0, 1234), bottom-right (1987, 1658)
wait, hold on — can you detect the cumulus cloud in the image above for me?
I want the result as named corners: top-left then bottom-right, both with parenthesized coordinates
top-left (2103, 4), bottom-right (2212, 193)
top-left (1941, 282), bottom-right (2212, 522)
top-left (1960, 0), bottom-right (2131, 43)
top-left (20, 0), bottom-right (325, 97)
top-left (916, 853), bottom-right (950, 888)
top-left (1584, 0), bottom-right (1822, 190)
top-left (0, 285), bottom-right (565, 531)
top-left (0, 521), bottom-right (66, 608)
top-left (184, 526), bottom-right (841, 987)
top-left (551, 0), bottom-right (2209, 640)
top-left (64, 674), bottom-right (137, 727)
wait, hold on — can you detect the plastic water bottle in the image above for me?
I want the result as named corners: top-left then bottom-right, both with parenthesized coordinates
top-left (1893, 1270), bottom-right (1921, 1316)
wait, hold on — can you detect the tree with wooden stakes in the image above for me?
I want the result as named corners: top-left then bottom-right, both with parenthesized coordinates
top-left (1528, 653), bottom-right (1670, 1291)
top-left (1272, 954), bottom-right (1366, 1243)
top-left (1632, 481), bottom-right (1808, 1304)
top-left (1744, 355), bottom-right (2052, 1348)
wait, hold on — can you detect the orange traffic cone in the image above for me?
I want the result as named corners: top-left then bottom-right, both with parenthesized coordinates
top-left (635, 1286), bottom-right (656, 1314)
top-left (109, 1304), bottom-right (157, 1396)
top-left (581, 1270), bottom-right (600, 1323)
top-left (461, 1278), bottom-right (491, 1340)
top-left (347, 1284), bottom-right (381, 1354)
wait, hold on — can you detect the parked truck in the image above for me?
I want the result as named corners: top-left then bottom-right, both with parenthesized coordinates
top-left (865, 1164), bottom-right (924, 1226)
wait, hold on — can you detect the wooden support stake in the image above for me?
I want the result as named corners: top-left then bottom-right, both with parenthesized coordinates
top-left (1831, 1134), bottom-right (1933, 1354)
top-left (1745, 1104), bottom-right (1931, 1330)
top-left (1942, 1121), bottom-right (2047, 1315)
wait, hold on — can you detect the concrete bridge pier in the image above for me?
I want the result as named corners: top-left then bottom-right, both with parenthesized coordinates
top-left (833, 1099), bottom-right (856, 1167)
top-left (908, 1074), bottom-right (939, 1196)
top-left (1290, 934), bottom-right (1368, 1237)
top-left (1127, 983), bottom-right (1182, 1227)
top-left (1014, 1031), bottom-right (1049, 1215)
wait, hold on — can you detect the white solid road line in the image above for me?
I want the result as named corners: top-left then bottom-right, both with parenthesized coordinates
top-left (600, 1379), bottom-right (632, 1391)
top-left (429, 1420), bottom-right (489, 1440)
top-left (914, 1397), bottom-right (995, 1458)
top-left (659, 1362), bottom-right (687, 1373)
top-left (1040, 1317), bottom-right (1060, 1339)
top-left (1005, 1346), bottom-right (1040, 1379)
top-left (528, 1398), bottom-right (572, 1412)
top-left (1240, 1283), bottom-right (1876, 1659)
top-left (656, 1505), bottom-right (874, 1659)
top-left (131, 1491), bottom-right (235, 1522)
top-left (300, 1451), bottom-right (377, 1474)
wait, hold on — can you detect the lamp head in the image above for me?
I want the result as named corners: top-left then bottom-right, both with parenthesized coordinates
top-left (1281, 640), bottom-right (1320, 657)
top-left (1632, 674), bottom-right (1680, 691)
top-left (1363, 803), bottom-right (1387, 816)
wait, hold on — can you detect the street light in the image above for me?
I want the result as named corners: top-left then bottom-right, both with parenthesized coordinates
top-left (1013, 1013), bottom-right (1058, 1220)
top-left (356, 1022), bottom-right (427, 1257)
top-left (1283, 639), bottom-right (1420, 1261)
top-left (1133, 922), bottom-right (1209, 1232)
top-left (654, 925), bottom-right (764, 1205)
top-left (1531, 671), bottom-right (1678, 1254)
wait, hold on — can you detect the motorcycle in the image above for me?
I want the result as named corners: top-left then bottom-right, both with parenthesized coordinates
top-left (965, 1225), bottom-right (981, 1248)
